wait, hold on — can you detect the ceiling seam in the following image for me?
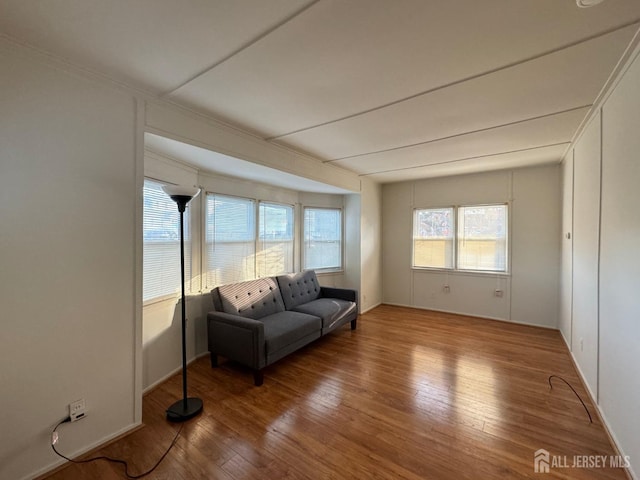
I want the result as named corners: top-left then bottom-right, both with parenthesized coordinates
top-left (321, 105), bottom-right (591, 163)
top-left (266, 19), bottom-right (640, 141)
top-left (359, 142), bottom-right (571, 176)
top-left (160, 0), bottom-right (322, 97)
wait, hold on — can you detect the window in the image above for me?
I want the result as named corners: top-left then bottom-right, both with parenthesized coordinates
top-left (412, 204), bottom-right (508, 272)
top-left (457, 205), bottom-right (508, 272)
top-left (258, 202), bottom-right (294, 277)
top-left (413, 207), bottom-right (454, 269)
top-left (143, 179), bottom-right (192, 302)
top-left (205, 194), bottom-right (256, 286)
top-left (204, 195), bottom-right (296, 287)
top-left (303, 207), bottom-right (342, 271)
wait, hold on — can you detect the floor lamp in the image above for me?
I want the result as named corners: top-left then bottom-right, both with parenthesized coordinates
top-left (162, 185), bottom-right (204, 422)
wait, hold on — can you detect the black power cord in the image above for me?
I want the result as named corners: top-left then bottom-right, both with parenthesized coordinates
top-left (51, 417), bottom-right (183, 478)
top-left (548, 374), bottom-right (593, 423)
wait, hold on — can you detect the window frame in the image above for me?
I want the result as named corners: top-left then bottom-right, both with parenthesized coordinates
top-left (302, 206), bottom-right (344, 273)
top-left (412, 202), bottom-right (510, 274)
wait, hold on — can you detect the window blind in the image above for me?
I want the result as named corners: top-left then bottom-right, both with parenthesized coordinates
top-left (457, 205), bottom-right (508, 272)
top-left (303, 207), bottom-right (342, 271)
top-left (205, 194), bottom-right (256, 287)
top-left (258, 202), bottom-right (294, 277)
top-left (413, 207), bottom-right (454, 269)
top-left (143, 179), bottom-right (192, 302)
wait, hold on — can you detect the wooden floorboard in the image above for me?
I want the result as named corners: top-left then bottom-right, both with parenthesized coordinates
top-left (45, 305), bottom-right (629, 479)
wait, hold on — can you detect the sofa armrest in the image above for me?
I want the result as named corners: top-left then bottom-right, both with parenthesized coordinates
top-left (320, 286), bottom-right (358, 304)
top-left (207, 311), bottom-right (266, 370)
top-left (208, 311), bottom-right (264, 329)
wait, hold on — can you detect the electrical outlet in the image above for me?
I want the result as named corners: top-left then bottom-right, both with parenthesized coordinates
top-left (69, 399), bottom-right (86, 422)
top-left (494, 289), bottom-right (504, 297)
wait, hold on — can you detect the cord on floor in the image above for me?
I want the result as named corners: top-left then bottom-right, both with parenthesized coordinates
top-left (51, 418), bottom-right (183, 478)
top-left (548, 374), bottom-right (593, 424)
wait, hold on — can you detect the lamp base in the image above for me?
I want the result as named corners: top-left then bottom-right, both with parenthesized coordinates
top-left (166, 397), bottom-right (203, 422)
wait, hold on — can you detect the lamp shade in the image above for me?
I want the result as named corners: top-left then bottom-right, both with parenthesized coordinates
top-left (161, 185), bottom-right (201, 213)
top-left (161, 185), bottom-right (201, 199)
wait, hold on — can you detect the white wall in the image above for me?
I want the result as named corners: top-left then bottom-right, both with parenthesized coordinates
top-left (559, 152), bottom-right (573, 345)
top-left (381, 182), bottom-right (413, 306)
top-left (559, 45), bottom-right (640, 478)
top-left (510, 166), bottom-right (561, 327)
top-left (571, 112), bottom-right (601, 396)
top-left (344, 193), bottom-right (362, 300)
top-left (143, 295), bottom-right (203, 391)
top-left (0, 42), bottom-right (139, 480)
top-left (382, 165), bottom-right (560, 327)
top-left (597, 46), bottom-right (640, 477)
top-left (360, 178), bottom-right (383, 312)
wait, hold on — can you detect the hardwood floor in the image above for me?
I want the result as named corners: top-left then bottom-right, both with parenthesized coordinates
top-left (45, 305), bottom-right (628, 479)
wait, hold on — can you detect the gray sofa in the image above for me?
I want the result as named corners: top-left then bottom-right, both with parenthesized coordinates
top-left (207, 270), bottom-right (358, 385)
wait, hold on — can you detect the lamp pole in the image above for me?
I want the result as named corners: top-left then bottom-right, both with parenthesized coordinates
top-left (162, 186), bottom-right (203, 422)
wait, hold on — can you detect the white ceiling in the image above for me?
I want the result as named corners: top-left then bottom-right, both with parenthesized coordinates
top-left (1, 0), bottom-right (639, 184)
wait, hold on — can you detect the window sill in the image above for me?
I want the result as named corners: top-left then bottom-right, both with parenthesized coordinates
top-left (314, 269), bottom-right (344, 276)
top-left (143, 291), bottom-right (201, 308)
top-left (411, 267), bottom-right (510, 277)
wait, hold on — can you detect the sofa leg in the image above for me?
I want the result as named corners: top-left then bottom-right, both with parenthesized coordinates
top-left (210, 352), bottom-right (218, 368)
top-left (253, 370), bottom-right (264, 387)
top-left (351, 319), bottom-right (357, 330)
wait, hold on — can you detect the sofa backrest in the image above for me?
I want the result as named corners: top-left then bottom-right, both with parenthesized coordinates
top-left (277, 270), bottom-right (321, 310)
top-left (212, 277), bottom-right (285, 320)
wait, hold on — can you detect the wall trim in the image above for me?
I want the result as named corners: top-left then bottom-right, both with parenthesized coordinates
top-left (134, 94), bottom-right (145, 427)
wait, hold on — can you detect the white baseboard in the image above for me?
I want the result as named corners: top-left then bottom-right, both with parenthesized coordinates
top-left (28, 422), bottom-right (141, 480)
top-left (381, 302), bottom-right (557, 330)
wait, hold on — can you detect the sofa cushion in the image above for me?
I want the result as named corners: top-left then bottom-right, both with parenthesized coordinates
top-left (277, 271), bottom-right (321, 310)
top-left (261, 311), bottom-right (321, 355)
top-left (291, 298), bottom-right (357, 330)
top-left (215, 277), bottom-right (285, 319)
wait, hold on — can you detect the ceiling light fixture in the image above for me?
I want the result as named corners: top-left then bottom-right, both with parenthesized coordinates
top-left (576, 0), bottom-right (606, 7)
